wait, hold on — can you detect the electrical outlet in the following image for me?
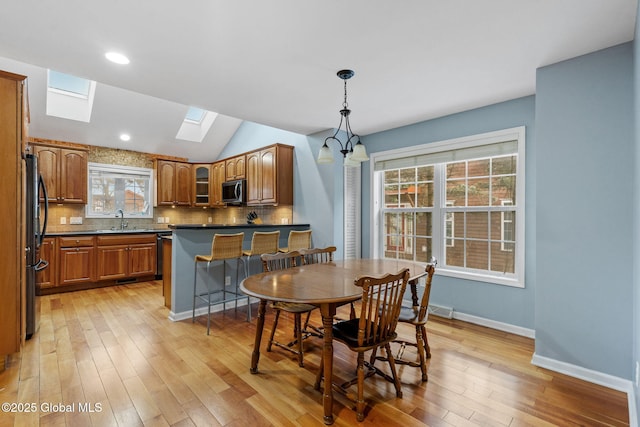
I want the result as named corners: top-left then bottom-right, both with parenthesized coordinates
top-left (635, 361), bottom-right (639, 387)
top-left (207, 217), bottom-right (212, 223)
top-left (164, 217), bottom-right (170, 223)
top-left (60, 217), bottom-right (66, 225)
top-left (225, 276), bottom-right (231, 286)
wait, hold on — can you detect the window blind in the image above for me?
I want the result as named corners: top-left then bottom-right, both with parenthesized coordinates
top-left (374, 140), bottom-right (518, 171)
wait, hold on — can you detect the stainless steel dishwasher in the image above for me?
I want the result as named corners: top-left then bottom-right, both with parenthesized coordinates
top-left (156, 231), bottom-right (171, 279)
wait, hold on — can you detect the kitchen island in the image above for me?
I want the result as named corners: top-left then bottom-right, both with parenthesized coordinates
top-left (167, 223), bottom-right (311, 321)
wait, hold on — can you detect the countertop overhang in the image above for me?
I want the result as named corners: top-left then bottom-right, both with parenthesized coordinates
top-left (168, 223), bottom-right (309, 230)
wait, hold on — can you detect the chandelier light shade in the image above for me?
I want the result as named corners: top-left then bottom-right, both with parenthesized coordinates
top-left (318, 69), bottom-right (369, 166)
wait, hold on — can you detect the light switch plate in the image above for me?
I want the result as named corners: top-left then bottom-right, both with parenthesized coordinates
top-left (70, 217), bottom-right (83, 224)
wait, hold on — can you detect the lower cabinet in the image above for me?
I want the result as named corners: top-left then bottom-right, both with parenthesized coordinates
top-left (36, 237), bottom-right (58, 290)
top-left (37, 233), bottom-right (157, 294)
top-left (96, 234), bottom-right (156, 281)
top-left (58, 236), bottom-right (96, 286)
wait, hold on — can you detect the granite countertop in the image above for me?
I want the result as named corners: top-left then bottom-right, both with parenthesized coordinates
top-left (168, 223), bottom-right (310, 229)
top-left (46, 228), bottom-right (172, 236)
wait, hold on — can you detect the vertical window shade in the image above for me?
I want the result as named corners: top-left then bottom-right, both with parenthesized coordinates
top-left (344, 164), bottom-right (362, 259)
top-left (374, 140), bottom-right (518, 171)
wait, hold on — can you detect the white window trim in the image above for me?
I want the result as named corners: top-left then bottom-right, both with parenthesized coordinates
top-left (86, 162), bottom-right (155, 219)
top-left (370, 126), bottom-right (526, 288)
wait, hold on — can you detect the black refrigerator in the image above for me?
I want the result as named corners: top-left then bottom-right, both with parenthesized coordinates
top-left (24, 153), bottom-right (49, 340)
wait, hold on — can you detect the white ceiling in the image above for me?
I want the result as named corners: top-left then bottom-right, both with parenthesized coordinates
top-left (0, 0), bottom-right (636, 163)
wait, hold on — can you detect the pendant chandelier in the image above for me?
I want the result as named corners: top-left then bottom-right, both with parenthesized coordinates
top-left (317, 69), bottom-right (369, 166)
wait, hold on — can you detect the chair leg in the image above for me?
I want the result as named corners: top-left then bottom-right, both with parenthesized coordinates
top-left (295, 313), bottom-right (304, 367)
top-left (421, 324), bottom-right (431, 358)
top-left (267, 310), bottom-right (281, 352)
top-left (314, 354), bottom-right (324, 390)
top-left (192, 261), bottom-right (198, 323)
top-left (415, 325), bottom-right (428, 381)
top-left (356, 352), bottom-right (366, 422)
top-left (206, 262), bottom-right (212, 335)
top-left (384, 343), bottom-right (403, 398)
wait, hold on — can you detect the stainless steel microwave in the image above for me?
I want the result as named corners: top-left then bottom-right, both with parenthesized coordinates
top-left (222, 179), bottom-right (246, 204)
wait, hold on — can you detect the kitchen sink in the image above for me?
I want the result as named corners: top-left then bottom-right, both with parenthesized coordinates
top-left (95, 228), bottom-right (151, 233)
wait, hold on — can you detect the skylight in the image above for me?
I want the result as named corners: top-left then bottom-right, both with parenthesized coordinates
top-left (176, 106), bottom-right (217, 143)
top-left (184, 106), bottom-right (206, 124)
top-left (48, 70), bottom-right (92, 98)
top-left (46, 69), bottom-right (97, 123)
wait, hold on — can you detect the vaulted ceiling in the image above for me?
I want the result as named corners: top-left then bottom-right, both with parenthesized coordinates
top-left (0, 0), bottom-right (636, 162)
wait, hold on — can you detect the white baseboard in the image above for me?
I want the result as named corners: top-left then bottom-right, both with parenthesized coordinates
top-left (630, 388), bottom-right (638, 427)
top-left (532, 353), bottom-right (637, 427)
top-left (531, 353), bottom-right (632, 393)
top-left (169, 297), bottom-right (253, 322)
top-left (452, 311), bottom-right (536, 339)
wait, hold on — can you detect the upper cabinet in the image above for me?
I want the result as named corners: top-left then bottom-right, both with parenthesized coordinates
top-left (246, 144), bottom-right (293, 206)
top-left (192, 164), bottom-right (211, 207)
top-left (225, 155), bottom-right (245, 181)
top-left (33, 144), bottom-right (88, 204)
top-left (210, 161), bottom-right (226, 207)
top-left (155, 160), bottom-right (192, 206)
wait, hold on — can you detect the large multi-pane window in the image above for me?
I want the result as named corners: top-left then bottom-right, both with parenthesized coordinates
top-left (373, 127), bottom-right (525, 287)
top-left (86, 163), bottom-right (154, 218)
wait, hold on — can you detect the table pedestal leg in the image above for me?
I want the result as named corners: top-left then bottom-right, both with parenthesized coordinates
top-left (320, 304), bottom-right (337, 425)
top-left (250, 299), bottom-right (267, 374)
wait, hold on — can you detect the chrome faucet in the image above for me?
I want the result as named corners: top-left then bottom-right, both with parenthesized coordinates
top-left (115, 209), bottom-right (127, 230)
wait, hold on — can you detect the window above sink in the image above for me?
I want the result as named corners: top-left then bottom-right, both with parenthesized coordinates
top-left (86, 163), bottom-right (154, 219)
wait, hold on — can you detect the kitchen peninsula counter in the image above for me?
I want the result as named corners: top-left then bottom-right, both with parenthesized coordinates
top-left (168, 223), bottom-right (310, 321)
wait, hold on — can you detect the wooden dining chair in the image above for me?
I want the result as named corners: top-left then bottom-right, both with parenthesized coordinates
top-left (299, 245), bottom-right (336, 265)
top-left (314, 268), bottom-right (410, 422)
top-left (298, 246), bottom-right (337, 335)
top-left (261, 250), bottom-right (320, 367)
top-left (371, 258), bottom-right (437, 382)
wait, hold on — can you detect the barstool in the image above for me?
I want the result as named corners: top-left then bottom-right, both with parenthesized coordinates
top-left (192, 232), bottom-right (249, 334)
top-left (278, 229), bottom-right (312, 252)
top-left (243, 230), bottom-right (280, 276)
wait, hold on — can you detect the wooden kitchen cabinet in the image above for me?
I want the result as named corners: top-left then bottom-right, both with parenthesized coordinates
top-left (0, 70), bottom-right (27, 363)
top-left (58, 236), bottom-right (95, 285)
top-left (96, 234), bottom-right (157, 281)
top-left (192, 164), bottom-right (211, 207)
top-left (33, 144), bottom-right (88, 204)
top-left (225, 155), bottom-right (245, 181)
top-left (155, 160), bottom-right (192, 206)
top-left (35, 237), bottom-right (57, 291)
top-left (211, 161), bottom-right (226, 206)
top-left (246, 144), bottom-right (294, 205)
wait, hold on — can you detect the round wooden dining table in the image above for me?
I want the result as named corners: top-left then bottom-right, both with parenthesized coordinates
top-left (240, 258), bottom-right (427, 425)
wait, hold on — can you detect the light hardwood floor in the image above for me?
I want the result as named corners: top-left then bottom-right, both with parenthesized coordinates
top-left (0, 281), bottom-right (630, 426)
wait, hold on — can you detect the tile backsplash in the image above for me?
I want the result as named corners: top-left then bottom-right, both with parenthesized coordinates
top-left (46, 204), bottom-right (294, 233)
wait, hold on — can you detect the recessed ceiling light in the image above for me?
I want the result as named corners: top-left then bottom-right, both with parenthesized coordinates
top-left (105, 52), bottom-right (130, 65)
top-left (119, 133), bottom-right (131, 141)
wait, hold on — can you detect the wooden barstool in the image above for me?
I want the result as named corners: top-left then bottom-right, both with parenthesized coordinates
top-left (243, 230), bottom-right (280, 276)
top-left (192, 232), bottom-right (249, 334)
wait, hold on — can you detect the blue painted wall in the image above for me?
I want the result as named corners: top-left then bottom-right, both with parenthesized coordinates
top-left (221, 43), bottom-right (636, 385)
top-left (535, 43), bottom-right (634, 379)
